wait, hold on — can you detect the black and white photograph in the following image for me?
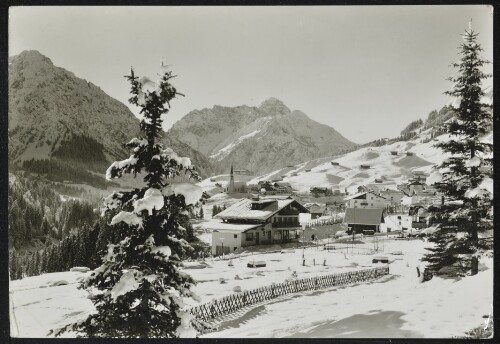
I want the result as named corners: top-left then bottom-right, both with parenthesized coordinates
top-left (6, 5), bottom-right (495, 339)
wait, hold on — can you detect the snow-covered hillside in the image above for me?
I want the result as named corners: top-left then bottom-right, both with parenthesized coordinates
top-left (10, 239), bottom-right (493, 338)
top-left (245, 129), bottom-right (493, 194)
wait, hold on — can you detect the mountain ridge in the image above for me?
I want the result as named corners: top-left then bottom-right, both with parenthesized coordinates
top-left (168, 97), bottom-right (357, 175)
top-left (8, 50), bottom-right (214, 185)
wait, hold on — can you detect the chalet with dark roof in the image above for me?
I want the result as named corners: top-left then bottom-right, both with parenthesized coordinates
top-left (209, 197), bottom-right (310, 255)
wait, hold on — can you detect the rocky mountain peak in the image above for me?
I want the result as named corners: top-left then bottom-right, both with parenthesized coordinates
top-left (168, 98), bottom-right (356, 175)
top-left (259, 97), bottom-right (291, 116)
top-left (8, 50), bottom-right (214, 181)
top-left (11, 50), bottom-right (54, 66)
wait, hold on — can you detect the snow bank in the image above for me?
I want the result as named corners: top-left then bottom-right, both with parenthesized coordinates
top-left (10, 238), bottom-right (493, 338)
top-left (203, 241), bottom-right (493, 338)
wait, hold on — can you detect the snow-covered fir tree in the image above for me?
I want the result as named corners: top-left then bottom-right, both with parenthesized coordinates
top-left (58, 64), bottom-right (208, 337)
top-left (423, 24), bottom-right (493, 276)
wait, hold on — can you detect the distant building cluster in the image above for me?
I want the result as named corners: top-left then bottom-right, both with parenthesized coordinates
top-left (204, 164), bottom-right (443, 254)
top-left (342, 172), bottom-right (441, 235)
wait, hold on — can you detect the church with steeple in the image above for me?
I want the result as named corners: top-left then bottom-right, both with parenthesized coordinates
top-left (227, 164), bottom-right (247, 194)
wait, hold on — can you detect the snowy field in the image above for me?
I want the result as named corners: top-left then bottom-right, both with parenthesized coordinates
top-left (10, 238), bottom-right (492, 338)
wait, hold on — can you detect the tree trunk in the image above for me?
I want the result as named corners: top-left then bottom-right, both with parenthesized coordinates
top-left (471, 256), bottom-right (478, 276)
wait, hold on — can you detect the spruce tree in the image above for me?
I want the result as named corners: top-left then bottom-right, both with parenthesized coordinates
top-left (40, 249), bottom-right (48, 274)
top-left (41, 218), bottom-right (50, 236)
top-left (9, 251), bottom-right (18, 280)
top-left (33, 251), bottom-right (41, 276)
top-left (423, 24), bottom-right (493, 276)
top-left (199, 207), bottom-right (204, 219)
top-left (58, 65), bottom-right (207, 337)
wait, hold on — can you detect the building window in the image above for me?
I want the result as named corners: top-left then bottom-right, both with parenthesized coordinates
top-left (246, 233), bottom-right (253, 241)
top-left (234, 234), bottom-right (238, 239)
top-left (234, 247), bottom-right (237, 251)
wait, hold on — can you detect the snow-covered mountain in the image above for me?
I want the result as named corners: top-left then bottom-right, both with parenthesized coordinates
top-left (244, 108), bottom-right (493, 194)
top-left (8, 50), bottom-right (214, 185)
top-left (167, 98), bottom-right (356, 175)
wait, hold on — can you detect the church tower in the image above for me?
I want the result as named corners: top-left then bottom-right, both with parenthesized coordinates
top-left (228, 164), bottom-right (235, 193)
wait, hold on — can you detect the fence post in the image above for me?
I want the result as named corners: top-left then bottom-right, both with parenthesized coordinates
top-left (190, 267), bottom-right (391, 321)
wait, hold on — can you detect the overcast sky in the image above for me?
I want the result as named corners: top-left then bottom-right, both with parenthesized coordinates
top-left (9, 6), bottom-right (493, 144)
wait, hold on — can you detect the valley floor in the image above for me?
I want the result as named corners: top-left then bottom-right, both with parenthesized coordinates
top-left (9, 239), bottom-right (492, 339)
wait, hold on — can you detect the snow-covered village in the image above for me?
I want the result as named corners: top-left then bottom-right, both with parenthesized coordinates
top-left (6, 5), bottom-right (495, 340)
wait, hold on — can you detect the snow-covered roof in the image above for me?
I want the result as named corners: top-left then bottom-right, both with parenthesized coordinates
top-left (206, 222), bottom-right (261, 233)
top-left (380, 189), bottom-right (404, 194)
top-left (215, 198), bottom-right (309, 221)
top-left (262, 195), bottom-right (294, 200)
top-left (344, 191), bottom-right (387, 201)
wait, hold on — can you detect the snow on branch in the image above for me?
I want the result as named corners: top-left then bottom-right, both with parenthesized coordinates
top-left (464, 177), bottom-right (493, 200)
top-left (426, 171), bottom-right (443, 185)
top-left (127, 137), bottom-right (148, 147)
top-left (111, 270), bottom-right (140, 301)
top-left (465, 156), bottom-right (481, 167)
top-left (151, 246), bottom-right (172, 261)
top-left (161, 148), bottom-right (192, 169)
top-left (162, 183), bottom-right (203, 206)
top-left (133, 188), bottom-right (164, 215)
top-left (103, 191), bottom-right (124, 215)
top-left (106, 156), bottom-right (139, 180)
top-left (110, 211), bottom-right (143, 227)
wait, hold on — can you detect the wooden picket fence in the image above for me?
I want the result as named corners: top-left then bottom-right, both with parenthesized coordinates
top-left (190, 266), bottom-right (389, 321)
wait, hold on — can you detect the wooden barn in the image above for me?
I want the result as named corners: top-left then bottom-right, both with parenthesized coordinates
top-left (344, 208), bottom-right (385, 234)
